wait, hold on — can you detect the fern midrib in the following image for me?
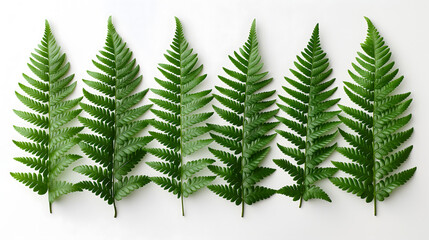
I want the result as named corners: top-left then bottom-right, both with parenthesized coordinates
top-left (111, 30), bottom-right (119, 218)
top-left (370, 29), bottom-right (378, 216)
top-left (47, 33), bottom-right (53, 213)
top-left (178, 32), bottom-right (185, 216)
top-left (241, 84), bottom-right (247, 217)
top-left (240, 36), bottom-right (254, 218)
top-left (300, 39), bottom-right (317, 208)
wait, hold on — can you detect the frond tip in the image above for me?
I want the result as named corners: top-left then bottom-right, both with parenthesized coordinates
top-left (208, 20), bottom-right (277, 217)
top-left (274, 23), bottom-right (340, 207)
top-left (330, 17), bottom-right (416, 216)
top-left (12, 21), bottom-right (83, 212)
top-left (147, 17), bottom-right (215, 216)
top-left (74, 17), bottom-right (152, 217)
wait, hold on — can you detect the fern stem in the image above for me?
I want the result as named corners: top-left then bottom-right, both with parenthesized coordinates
top-left (181, 195), bottom-right (185, 216)
top-left (113, 201), bottom-right (117, 218)
top-left (374, 199), bottom-right (377, 216)
top-left (49, 202), bottom-right (52, 213)
top-left (241, 201), bottom-right (244, 218)
top-left (299, 198), bottom-right (303, 208)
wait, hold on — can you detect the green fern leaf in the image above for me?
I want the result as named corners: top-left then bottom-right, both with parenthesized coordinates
top-left (74, 17), bottom-right (152, 217)
top-left (10, 172), bottom-right (48, 195)
top-left (330, 17), bottom-right (416, 215)
top-left (114, 176), bottom-right (151, 201)
top-left (208, 20), bottom-right (277, 217)
top-left (146, 17), bottom-right (215, 216)
top-left (274, 24), bottom-right (339, 207)
top-left (11, 21), bottom-right (82, 213)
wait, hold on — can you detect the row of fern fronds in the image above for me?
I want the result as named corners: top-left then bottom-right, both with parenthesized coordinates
top-left (12, 16), bottom-right (415, 217)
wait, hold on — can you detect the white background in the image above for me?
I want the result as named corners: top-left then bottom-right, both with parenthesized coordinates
top-left (1, 0), bottom-right (428, 239)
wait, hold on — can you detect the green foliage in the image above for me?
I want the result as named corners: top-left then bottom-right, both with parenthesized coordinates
top-left (207, 20), bottom-right (277, 217)
top-left (11, 21), bottom-right (83, 212)
top-left (330, 17), bottom-right (416, 215)
top-left (274, 24), bottom-right (340, 207)
top-left (74, 17), bottom-right (152, 217)
top-left (146, 17), bottom-right (215, 216)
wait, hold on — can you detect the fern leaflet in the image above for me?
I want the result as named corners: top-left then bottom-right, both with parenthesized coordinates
top-left (11, 21), bottom-right (83, 213)
top-left (274, 24), bottom-right (340, 207)
top-left (207, 20), bottom-right (278, 217)
top-left (146, 17), bottom-right (215, 216)
top-left (330, 17), bottom-right (416, 216)
top-left (74, 17), bottom-right (152, 217)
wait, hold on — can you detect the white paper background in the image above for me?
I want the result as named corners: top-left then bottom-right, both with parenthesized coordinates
top-left (1, 0), bottom-right (428, 239)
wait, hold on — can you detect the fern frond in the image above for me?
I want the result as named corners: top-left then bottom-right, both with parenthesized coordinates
top-left (208, 20), bottom-right (277, 217)
top-left (74, 17), bottom-right (152, 217)
top-left (330, 17), bottom-right (416, 216)
top-left (147, 17), bottom-right (215, 216)
top-left (274, 24), bottom-right (340, 207)
top-left (12, 20), bottom-right (82, 212)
